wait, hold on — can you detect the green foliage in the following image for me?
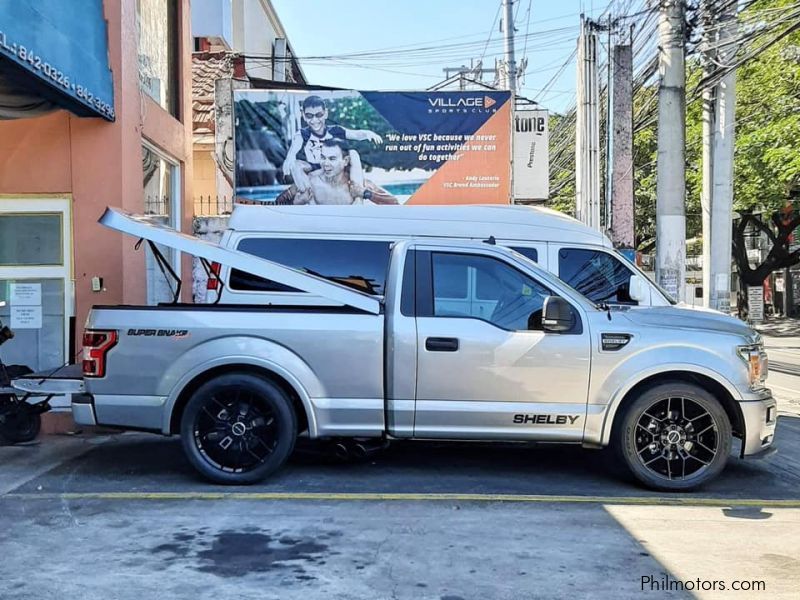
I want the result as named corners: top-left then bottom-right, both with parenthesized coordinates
top-left (548, 0), bottom-right (800, 247)
top-left (733, 5), bottom-right (800, 210)
top-left (548, 113), bottom-right (576, 215)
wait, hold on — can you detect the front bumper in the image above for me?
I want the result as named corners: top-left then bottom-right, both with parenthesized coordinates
top-left (739, 392), bottom-right (777, 458)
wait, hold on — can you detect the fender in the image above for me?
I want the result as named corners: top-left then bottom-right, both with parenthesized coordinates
top-left (157, 336), bottom-right (324, 436)
top-left (584, 343), bottom-right (747, 447)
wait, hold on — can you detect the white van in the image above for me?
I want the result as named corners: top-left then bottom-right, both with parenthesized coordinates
top-left (205, 204), bottom-right (673, 308)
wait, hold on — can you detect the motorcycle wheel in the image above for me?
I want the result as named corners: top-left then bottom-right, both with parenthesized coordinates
top-left (0, 396), bottom-right (42, 444)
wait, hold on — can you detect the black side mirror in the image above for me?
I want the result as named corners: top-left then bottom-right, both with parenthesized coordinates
top-left (542, 296), bottom-right (575, 333)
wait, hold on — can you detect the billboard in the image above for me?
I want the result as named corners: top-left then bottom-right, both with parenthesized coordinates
top-left (512, 106), bottom-right (549, 201)
top-left (233, 89), bottom-right (512, 205)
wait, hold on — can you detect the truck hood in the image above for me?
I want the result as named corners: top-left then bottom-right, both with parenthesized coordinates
top-left (621, 304), bottom-right (758, 341)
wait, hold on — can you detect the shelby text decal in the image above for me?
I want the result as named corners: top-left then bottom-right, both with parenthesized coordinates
top-left (513, 414), bottom-right (580, 425)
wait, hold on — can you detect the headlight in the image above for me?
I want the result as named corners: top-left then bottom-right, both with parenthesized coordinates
top-left (737, 344), bottom-right (768, 389)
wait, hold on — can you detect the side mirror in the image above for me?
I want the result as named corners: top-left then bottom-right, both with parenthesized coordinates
top-left (542, 296), bottom-right (575, 333)
top-left (629, 275), bottom-right (648, 304)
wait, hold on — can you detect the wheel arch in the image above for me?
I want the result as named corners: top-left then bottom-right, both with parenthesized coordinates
top-left (166, 362), bottom-right (315, 437)
top-left (601, 370), bottom-right (745, 448)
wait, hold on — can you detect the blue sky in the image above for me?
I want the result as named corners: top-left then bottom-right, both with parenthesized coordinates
top-left (271, 1), bottom-right (616, 114)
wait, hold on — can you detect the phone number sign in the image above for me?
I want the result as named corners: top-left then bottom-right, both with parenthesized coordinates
top-left (0, 0), bottom-right (115, 122)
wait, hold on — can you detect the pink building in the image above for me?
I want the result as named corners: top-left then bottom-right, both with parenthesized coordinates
top-left (0, 0), bottom-right (193, 430)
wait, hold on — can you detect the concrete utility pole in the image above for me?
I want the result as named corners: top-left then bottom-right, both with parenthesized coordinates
top-left (702, 0), bottom-right (737, 313)
top-left (502, 0), bottom-right (517, 94)
top-left (605, 25), bottom-right (614, 235)
top-left (576, 16), bottom-right (602, 230)
top-left (655, 0), bottom-right (687, 302)
top-left (611, 43), bottom-right (635, 249)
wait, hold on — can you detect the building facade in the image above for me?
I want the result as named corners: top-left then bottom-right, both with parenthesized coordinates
top-left (0, 0), bottom-right (193, 386)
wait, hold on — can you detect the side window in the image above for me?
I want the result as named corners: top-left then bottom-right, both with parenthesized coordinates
top-left (558, 248), bottom-right (636, 305)
top-left (510, 246), bottom-right (538, 263)
top-left (431, 253), bottom-right (552, 331)
top-left (229, 239), bottom-right (391, 295)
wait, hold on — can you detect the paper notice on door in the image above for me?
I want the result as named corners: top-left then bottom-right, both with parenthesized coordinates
top-left (10, 283), bottom-right (42, 306)
top-left (11, 305), bottom-right (42, 329)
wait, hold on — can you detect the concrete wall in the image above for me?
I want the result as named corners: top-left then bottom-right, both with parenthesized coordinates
top-left (192, 215), bottom-right (230, 302)
top-left (193, 147), bottom-right (217, 201)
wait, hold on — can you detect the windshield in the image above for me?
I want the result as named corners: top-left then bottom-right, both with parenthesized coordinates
top-left (504, 248), bottom-right (599, 310)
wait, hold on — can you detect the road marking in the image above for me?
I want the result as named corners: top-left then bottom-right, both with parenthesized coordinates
top-left (2, 491), bottom-right (800, 508)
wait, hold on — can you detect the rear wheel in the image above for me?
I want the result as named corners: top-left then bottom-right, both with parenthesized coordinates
top-left (180, 373), bottom-right (297, 485)
top-left (0, 396), bottom-right (41, 444)
top-left (616, 382), bottom-right (731, 492)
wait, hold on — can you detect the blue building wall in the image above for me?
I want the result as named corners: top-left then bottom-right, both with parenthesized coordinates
top-left (0, 0), bottom-right (115, 120)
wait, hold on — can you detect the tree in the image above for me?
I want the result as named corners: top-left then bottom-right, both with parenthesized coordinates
top-left (732, 207), bottom-right (800, 317)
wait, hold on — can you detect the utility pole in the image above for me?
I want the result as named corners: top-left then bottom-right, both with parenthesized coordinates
top-left (576, 16), bottom-right (602, 230)
top-left (611, 41), bottom-right (635, 249)
top-left (702, 0), bottom-right (737, 313)
top-left (502, 0), bottom-right (517, 94)
top-left (605, 24), bottom-right (614, 235)
top-left (655, 0), bottom-right (686, 302)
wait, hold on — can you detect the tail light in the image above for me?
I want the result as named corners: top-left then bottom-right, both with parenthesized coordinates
top-left (206, 262), bottom-right (221, 290)
top-left (82, 330), bottom-right (118, 378)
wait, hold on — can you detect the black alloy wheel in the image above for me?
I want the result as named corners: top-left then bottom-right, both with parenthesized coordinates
top-left (180, 373), bottom-right (296, 485)
top-left (617, 382), bottom-right (731, 492)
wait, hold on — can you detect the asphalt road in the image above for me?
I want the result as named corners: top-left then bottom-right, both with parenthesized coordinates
top-left (1, 415), bottom-right (799, 599)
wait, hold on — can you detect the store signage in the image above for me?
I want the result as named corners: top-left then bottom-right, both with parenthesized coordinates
top-left (0, 0), bottom-right (114, 120)
top-left (513, 106), bottom-right (549, 201)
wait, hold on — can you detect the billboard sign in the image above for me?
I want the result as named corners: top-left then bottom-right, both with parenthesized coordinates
top-left (233, 89), bottom-right (512, 205)
top-left (512, 106), bottom-right (549, 201)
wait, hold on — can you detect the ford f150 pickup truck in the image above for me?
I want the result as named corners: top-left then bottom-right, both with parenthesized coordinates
top-left (50, 208), bottom-right (777, 491)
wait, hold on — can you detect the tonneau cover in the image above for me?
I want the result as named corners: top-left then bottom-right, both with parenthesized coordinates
top-left (99, 207), bottom-right (381, 314)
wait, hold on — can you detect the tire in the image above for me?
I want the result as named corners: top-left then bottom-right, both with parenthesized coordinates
top-left (0, 396), bottom-right (42, 444)
top-left (615, 382), bottom-right (732, 492)
top-left (180, 373), bottom-right (297, 485)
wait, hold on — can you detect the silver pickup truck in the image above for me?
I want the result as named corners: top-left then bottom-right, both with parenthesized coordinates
top-left (61, 208), bottom-right (776, 491)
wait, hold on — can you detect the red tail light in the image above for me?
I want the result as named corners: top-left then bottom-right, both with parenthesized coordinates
top-left (82, 330), bottom-right (118, 378)
top-left (207, 261), bottom-right (221, 290)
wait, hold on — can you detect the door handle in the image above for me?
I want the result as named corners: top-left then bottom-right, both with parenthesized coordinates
top-left (425, 337), bottom-right (459, 352)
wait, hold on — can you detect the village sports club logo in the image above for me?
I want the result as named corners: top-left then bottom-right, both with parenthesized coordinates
top-left (427, 95), bottom-right (499, 114)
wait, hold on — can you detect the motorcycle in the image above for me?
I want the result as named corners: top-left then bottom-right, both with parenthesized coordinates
top-left (0, 310), bottom-right (48, 444)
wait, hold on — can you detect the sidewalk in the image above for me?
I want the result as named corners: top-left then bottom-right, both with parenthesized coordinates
top-left (753, 318), bottom-right (800, 416)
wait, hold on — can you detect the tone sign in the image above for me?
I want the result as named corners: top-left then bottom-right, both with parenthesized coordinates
top-left (233, 89), bottom-right (512, 205)
top-left (747, 286), bottom-right (764, 321)
top-left (512, 106), bottom-right (549, 201)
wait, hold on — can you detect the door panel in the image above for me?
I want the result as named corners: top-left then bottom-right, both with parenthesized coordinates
top-left (414, 251), bottom-right (591, 440)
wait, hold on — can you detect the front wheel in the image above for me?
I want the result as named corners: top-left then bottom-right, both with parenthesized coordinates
top-left (616, 382), bottom-right (732, 492)
top-left (180, 373), bottom-right (297, 485)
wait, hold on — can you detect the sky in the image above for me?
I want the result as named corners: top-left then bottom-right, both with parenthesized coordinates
top-left (270, 0), bottom-right (619, 114)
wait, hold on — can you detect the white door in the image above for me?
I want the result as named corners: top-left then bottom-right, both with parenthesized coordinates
top-left (0, 198), bottom-right (73, 371)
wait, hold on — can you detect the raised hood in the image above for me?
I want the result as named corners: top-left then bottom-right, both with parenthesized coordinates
top-left (99, 207), bottom-right (381, 315)
top-left (622, 304), bottom-right (757, 340)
